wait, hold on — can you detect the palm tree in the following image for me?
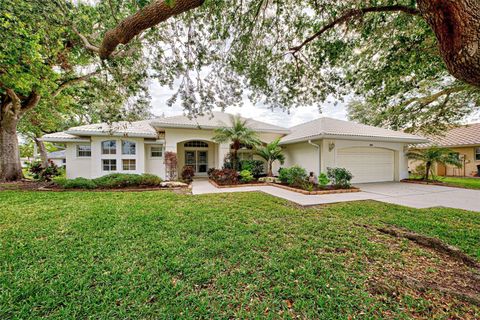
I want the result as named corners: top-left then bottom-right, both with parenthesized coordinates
top-left (255, 138), bottom-right (285, 177)
top-left (406, 146), bottom-right (463, 181)
top-left (213, 115), bottom-right (261, 171)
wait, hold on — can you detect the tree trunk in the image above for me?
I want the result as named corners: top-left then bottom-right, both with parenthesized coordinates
top-left (33, 136), bottom-right (48, 168)
top-left (425, 162), bottom-right (431, 181)
top-left (232, 148), bottom-right (238, 172)
top-left (0, 89), bottom-right (40, 181)
top-left (417, 0), bottom-right (480, 87)
top-left (0, 117), bottom-right (23, 181)
top-left (268, 160), bottom-right (273, 177)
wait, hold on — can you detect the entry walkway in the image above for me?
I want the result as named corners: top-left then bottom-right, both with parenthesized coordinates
top-left (191, 180), bottom-right (480, 212)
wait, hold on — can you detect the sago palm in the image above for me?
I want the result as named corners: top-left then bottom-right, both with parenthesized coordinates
top-left (213, 115), bottom-right (261, 170)
top-left (255, 138), bottom-right (285, 177)
top-left (406, 146), bottom-right (462, 181)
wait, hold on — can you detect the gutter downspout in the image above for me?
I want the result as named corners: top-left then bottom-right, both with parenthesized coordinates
top-left (308, 140), bottom-right (321, 175)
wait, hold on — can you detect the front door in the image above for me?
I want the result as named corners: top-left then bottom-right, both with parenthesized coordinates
top-left (185, 150), bottom-right (208, 174)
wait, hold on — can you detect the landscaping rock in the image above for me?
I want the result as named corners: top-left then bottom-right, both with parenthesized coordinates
top-left (161, 181), bottom-right (188, 188)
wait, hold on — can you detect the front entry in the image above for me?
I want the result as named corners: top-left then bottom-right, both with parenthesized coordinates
top-left (185, 150), bottom-right (208, 174)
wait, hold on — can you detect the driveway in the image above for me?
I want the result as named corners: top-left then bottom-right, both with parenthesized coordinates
top-left (192, 180), bottom-right (480, 212)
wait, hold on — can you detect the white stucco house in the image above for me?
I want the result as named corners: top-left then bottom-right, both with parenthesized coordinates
top-left (41, 112), bottom-right (428, 183)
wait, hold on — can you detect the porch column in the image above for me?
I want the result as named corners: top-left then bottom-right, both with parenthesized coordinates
top-left (218, 143), bottom-right (230, 169)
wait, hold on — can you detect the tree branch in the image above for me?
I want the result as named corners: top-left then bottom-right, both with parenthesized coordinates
top-left (289, 5), bottom-right (420, 53)
top-left (98, 0), bottom-right (205, 59)
top-left (20, 92), bottom-right (41, 114)
top-left (401, 85), bottom-right (470, 107)
top-left (52, 71), bottom-right (100, 98)
top-left (72, 26), bottom-right (100, 53)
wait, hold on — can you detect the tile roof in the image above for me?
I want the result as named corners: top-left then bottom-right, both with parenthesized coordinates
top-left (150, 111), bottom-right (290, 133)
top-left (416, 123), bottom-right (480, 148)
top-left (47, 150), bottom-right (66, 159)
top-left (41, 132), bottom-right (90, 142)
top-left (65, 120), bottom-right (158, 138)
top-left (280, 117), bottom-right (428, 144)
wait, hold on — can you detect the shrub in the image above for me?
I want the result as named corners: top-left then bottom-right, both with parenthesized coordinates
top-left (207, 168), bottom-right (216, 178)
top-left (53, 173), bottom-right (163, 189)
top-left (258, 176), bottom-right (281, 183)
top-left (164, 151), bottom-right (178, 180)
top-left (181, 165), bottom-right (195, 183)
top-left (301, 181), bottom-right (315, 192)
top-left (239, 170), bottom-right (254, 183)
top-left (139, 174), bottom-right (163, 186)
top-left (93, 173), bottom-right (143, 188)
top-left (209, 168), bottom-right (238, 185)
top-left (28, 160), bottom-right (60, 181)
top-left (318, 173), bottom-right (330, 187)
top-left (60, 177), bottom-right (97, 189)
top-left (278, 165), bottom-right (308, 187)
top-left (327, 167), bottom-right (353, 188)
top-left (222, 153), bottom-right (240, 171)
top-left (240, 160), bottom-right (264, 177)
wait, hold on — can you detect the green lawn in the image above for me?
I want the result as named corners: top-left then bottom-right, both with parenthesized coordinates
top-left (1, 190), bottom-right (479, 319)
top-left (438, 176), bottom-right (480, 189)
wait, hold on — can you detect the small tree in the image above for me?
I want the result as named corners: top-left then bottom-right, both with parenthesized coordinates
top-left (164, 151), bottom-right (178, 180)
top-left (213, 115), bottom-right (261, 171)
top-left (406, 146), bottom-right (462, 181)
top-left (255, 138), bottom-right (285, 177)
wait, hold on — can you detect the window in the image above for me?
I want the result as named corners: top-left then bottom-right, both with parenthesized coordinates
top-left (122, 159), bottom-right (136, 171)
top-left (476, 147), bottom-right (480, 161)
top-left (122, 140), bottom-right (136, 155)
top-left (102, 140), bottom-right (116, 154)
top-left (150, 146), bottom-right (163, 158)
top-left (77, 144), bottom-right (91, 157)
top-left (184, 141), bottom-right (208, 148)
top-left (102, 159), bottom-right (117, 171)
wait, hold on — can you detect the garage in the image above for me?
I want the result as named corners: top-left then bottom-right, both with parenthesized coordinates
top-left (337, 147), bottom-right (395, 183)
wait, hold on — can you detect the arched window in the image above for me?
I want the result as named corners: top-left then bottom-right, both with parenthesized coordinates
top-left (184, 141), bottom-right (208, 148)
top-left (122, 140), bottom-right (136, 155)
top-left (101, 140), bottom-right (116, 154)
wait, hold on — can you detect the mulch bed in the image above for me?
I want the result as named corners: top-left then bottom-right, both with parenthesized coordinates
top-left (0, 180), bottom-right (190, 193)
top-left (209, 179), bottom-right (360, 195)
top-left (209, 180), bottom-right (266, 188)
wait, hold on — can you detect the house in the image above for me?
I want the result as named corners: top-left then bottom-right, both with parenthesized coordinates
top-left (409, 123), bottom-right (480, 177)
top-left (41, 112), bottom-right (428, 183)
top-left (47, 150), bottom-right (66, 168)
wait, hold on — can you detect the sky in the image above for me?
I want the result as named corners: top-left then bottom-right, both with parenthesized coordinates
top-left (148, 80), bottom-right (348, 128)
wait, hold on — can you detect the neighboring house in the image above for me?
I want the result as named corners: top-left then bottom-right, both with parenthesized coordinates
top-left (41, 112), bottom-right (428, 183)
top-left (47, 150), bottom-right (66, 168)
top-left (409, 123), bottom-right (480, 177)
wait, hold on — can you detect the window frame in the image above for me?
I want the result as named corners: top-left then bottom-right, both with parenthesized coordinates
top-left (184, 140), bottom-right (209, 148)
top-left (122, 159), bottom-right (136, 171)
top-left (102, 159), bottom-right (117, 171)
top-left (76, 144), bottom-right (92, 158)
top-left (475, 147), bottom-right (480, 161)
top-left (150, 145), bottom-right (163, 158)
top-left (101, 140), bottom-right (117, 155)
top-left (122, 140), bottom-right (136, 155)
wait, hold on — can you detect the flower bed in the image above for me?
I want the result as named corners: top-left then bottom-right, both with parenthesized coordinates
top-left (271, 182), bottom-right (360, 195)
top-left (208, 179), bottom-right (265, 188)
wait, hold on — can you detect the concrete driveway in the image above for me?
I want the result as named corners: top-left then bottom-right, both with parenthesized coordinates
top-left (192, 180), bottom-right (480, 212)
top-left (356, 182), bottom-right (480, 212)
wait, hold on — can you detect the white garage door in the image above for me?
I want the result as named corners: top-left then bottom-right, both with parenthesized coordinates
top-left (337, 147), bottom-right (395, 183)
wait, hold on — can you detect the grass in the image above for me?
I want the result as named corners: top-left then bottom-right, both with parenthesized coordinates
top-left (0, 190), bottom-right (479, 318)
top-left (438, 176), bottom-right (480, 189)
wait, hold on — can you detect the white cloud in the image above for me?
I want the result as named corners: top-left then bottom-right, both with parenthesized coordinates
top-left (148, 80), bottom-right (348, 128)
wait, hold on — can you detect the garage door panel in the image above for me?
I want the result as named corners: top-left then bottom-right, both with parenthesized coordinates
top-left (337, 148), bottom-right (394, 183)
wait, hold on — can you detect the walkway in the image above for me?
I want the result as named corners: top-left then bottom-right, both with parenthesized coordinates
top-left (191, 180), bottom-right (480, 212)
